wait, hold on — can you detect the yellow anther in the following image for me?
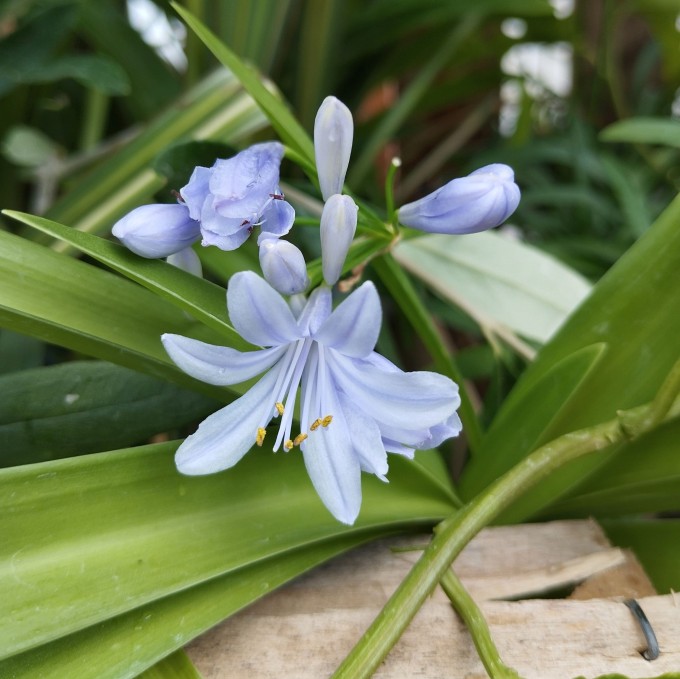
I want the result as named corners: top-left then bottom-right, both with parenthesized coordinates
top-left (293, 433), bottom-right (308, 446)
top-left (321, 415), bottom-right (333, 427)
top-left (275, 402), bottom-right (284, 416)
top-left (284, 439), bottom-right (294, 451)
top-left (256, 427), bottom-right (267, 447)
top-left (310, 418), bottom-right (323, 431)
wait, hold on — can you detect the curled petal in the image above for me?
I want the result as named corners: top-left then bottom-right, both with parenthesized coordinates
top-left (397, 163), bottom-right (520, 235)
top-left (227, 271), bottom-right (300, 347)
top-left (162, 333), bottom-right (287, 385)
top-left (328, 353), bottom-right (460, 430)
top-left (257, 198), bottom-right (295, 243)
top-left (166, 246), bottom-right (202, 277)
top-left (314, 96), bottom-right (353, 201)
top-left (320, 194), bottom-right (358, 286)
top-left (112, 203), bottom-right (200, 258)
top-left (259, 238), bottom-right (309, 296)
top-left (175, 365), bottom-right (283, 475)
top-left (210, 142), bottom-right (284, 219)
top-left (180, 166), bottom-right (211, 221)
top-left (314, 281), bottom-right (380, 358)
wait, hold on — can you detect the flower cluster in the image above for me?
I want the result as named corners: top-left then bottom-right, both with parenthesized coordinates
top-left (112, 95), bottom-right (521, 524)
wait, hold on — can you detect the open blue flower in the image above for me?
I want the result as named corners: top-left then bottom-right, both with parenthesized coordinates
top-left (162, 272), bottom-right (461, 524)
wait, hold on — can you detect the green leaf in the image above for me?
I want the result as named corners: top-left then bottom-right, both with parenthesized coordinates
top-left (5, 210), bottom-right (248, 348)
top-left (1, 533), bottom-right (377, 679)
top-left (0, 440), bottom-right (456, 660)
top-left (1, 126), bottom-right (61, 168)
top-left (460, 193), bottom-right (680, 521)
top-left (394, 232), bottom-right (592, 343)
top-left (602, 518), bottom-right (680, 593)
top-left (136, 651), bottom-right (203, 679)
top-left (600, 117), bottom-right (680, 148)
top-left (171, 3), bottom-right (315, 165)
top-left (0, 230), bottom-right (224, 397)
top-left (0, 361), bottom-right (219, 467)
top-left (0, 330), bottom-right (44, 375)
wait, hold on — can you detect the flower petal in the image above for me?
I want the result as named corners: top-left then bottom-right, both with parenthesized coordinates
top-left (314, 281), bottom-right (381, 358)
top-left (227, 271), bottom-right (300, 347)
top-left (320, 194), bottom-right (357, 285)
top-left (180, 166), bottom-right (211, 221)
top-left (328, 353), bottom-right (460, 430)
top-left (175, 364), bottom-right (283, 475)
top-left (162, 333), bottom-right (287, 385)
top-left (258, 238), bottom-right (309, 296)
top-left (314, 96), bottom-right (353, 201)
top-left (112, 203), bottom-right (200, 258)
top-left (301, 382), bottom-right (362, 525)
top-left (166, 246), bottom-right (202, 277)
top-left (257, 198), bottom-right (295, 242)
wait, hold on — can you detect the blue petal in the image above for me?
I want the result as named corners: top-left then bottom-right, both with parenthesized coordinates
top-left (227, 271), bottom-right (300, 347)
top-left (162, 333), bottom-right (287, 385)
top-left (319, 194), bottom-right (357, 285)
top-left (328, 353), bottom-right (460, 430)
top-left (257, 199), bottom-right (295, 243)
top-left (180, 166), bottom-right (211, 221)
top-left (300, 382), bottom-right (362, 525)
top-left (296, 286), bottom-right (332, 336)
top-left (201, 224), bottom-right (251, 251)
top-left (258, 238), bottom-right (309, 296)
top-left (314, 281), bottom-right (381, 358)
top-left (175, 364), bottom-right (283, 475)
top-left (112, 203), bottom-right (200, 258)
top-left (314, 97), bottom-right (353, 201)
top-left (337, 390), bottom-right (388, 480)
top-left (166, 246), bottom-right (202, 277)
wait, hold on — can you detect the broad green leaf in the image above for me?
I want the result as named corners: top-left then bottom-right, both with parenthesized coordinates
top-left (460, 193), bottom-right (680, 521)
top-left (602, 518), bottom-right (680, 593)
top-left (0, 441), bottom-right (457, 659)
top-left (394, 232), bottom-right (592, 343)
top-left (0, 330), bottom-right (43, 375)
top-left (0, 361), bottom-right (219, 467)
top-left (1, 533), bottom-right (379, 679)
top-left (600, 117), bottom-right (680, 149)
top-left (171, 3), bottom-right (315, 165)
top-left (136, 651), bottom-right (203, 679)
top-left (0, 230), bottom-right (225, 397)
top-left (5, 210), bottom-right (248, 348)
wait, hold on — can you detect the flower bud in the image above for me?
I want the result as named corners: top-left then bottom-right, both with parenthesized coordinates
top-left (259, 238), bottom-right (309, 296)
top-left (397, 164), bottom-right (520, 235)
top-left (166, 246), bottom-right (203, 277)
top-left (320, 194), bottom-right (358, 286)
top-left (314, 96), bottom-right (353, 201)
top-left (112, 203), bottom-right (200, 258)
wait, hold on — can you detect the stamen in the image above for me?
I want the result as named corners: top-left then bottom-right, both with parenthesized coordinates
top-left (256, 427), bottom-right (267, 446)
top-left (310, 418), bottom-right (323, 431)
top-left (275, 402), bottom-right (285, 415)
top-left (284, 439), bottom-right (294, 451)
top-left (322, 415), bottom-right (333, 427)
top-left (293, 433), bottom-right (308, 446)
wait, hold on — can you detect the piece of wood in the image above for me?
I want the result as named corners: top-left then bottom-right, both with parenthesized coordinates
top-left (187, 520), bottom-right (677, 678)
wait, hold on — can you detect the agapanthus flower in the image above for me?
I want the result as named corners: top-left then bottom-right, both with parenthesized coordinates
top-left (258, 237), bottom-right (309, 295)
top-left (112, 142), bottom-right (294, 257)
top-left (314, 96), bottom-right (353, 201)
top-left (397, 163), bottom-right (520, 234)
top-left (320, 194), bottom-right (358, 286)
top-left (162, 272), bottom-right (461, 524)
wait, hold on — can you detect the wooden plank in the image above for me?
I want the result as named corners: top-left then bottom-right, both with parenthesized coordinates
top-left (187, 520), bottom-right (677, 678)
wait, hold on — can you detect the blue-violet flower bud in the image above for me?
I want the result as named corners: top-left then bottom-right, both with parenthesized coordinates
top-left (259, 238), bottom-right (309, 295)
top-left (112, 203), bottom-right (200, 258)
top-left (397, 163), bottom-right (520, 235)
top-left (167, 246), bottom-right (203, 277)
top-left (320, 194), bottom-right (358, 286)
top-left (314, 96), bottom-right (353, 201)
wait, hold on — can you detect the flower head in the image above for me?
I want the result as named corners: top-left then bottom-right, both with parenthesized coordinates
top-left (397, 163), bottom-right (520, 235)
top-left (162, 272), bottom-right (460, 524)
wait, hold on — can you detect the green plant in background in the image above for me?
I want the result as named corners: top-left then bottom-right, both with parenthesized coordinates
top-left (1, 1), bottom-right (679, 677)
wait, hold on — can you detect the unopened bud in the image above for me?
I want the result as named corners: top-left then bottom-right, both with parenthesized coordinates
top-left (259, 238), bottom-right (309, 295)
top-left (320, 194), bottom-right (358, 286)
top-left (314, 96), bottom-right (353, 201)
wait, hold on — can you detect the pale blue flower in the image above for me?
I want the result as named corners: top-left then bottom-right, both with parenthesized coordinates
top-left (314, 96), bottom-right (353, 201)
top-left (397, 163), bottom-right (521, 235)
top-left (258, 238), bottom-right (309, 295)
top-left (162, 272), bottom-right (461, 524)
top-left (113, 142), bottom-right (295, 257)
top-left (167, 246), bottom-right (202, 277)
top-left (112, 203), bottom-right (199, 258)
top-left (320, 194), bottom-right (358, 286)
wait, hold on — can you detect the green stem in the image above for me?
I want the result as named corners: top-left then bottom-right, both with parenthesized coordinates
top-left (372, 253), bottom-right (482, 454)
top-left (332, 363), bottom-right (680, 678)
top-left (384, 157), bottom-right (401, 227)
top-left (79, 89), bottom-right (108, 152)
top-left (440, 570), bottom-right (522, 679)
